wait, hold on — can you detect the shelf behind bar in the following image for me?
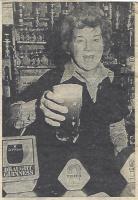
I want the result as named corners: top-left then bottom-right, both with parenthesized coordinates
top-left (16, 41), bottom-right (47, 45)
top-left (23, 17), bottom-right (49, 21)
top-left (16, 65), bottom-right (55, 69)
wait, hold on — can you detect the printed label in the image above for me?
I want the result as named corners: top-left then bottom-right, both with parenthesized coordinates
top-left (3, 165), bottom-right (35, 177)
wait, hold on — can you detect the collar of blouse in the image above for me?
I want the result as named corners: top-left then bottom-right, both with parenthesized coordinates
top-left (60, 59), bottom-right (114, 103)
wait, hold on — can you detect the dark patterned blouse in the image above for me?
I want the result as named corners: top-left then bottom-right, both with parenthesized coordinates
top-left (17, 67), bottom-right (129, 197)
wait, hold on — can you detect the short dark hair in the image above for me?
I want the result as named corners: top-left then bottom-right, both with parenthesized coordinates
top-left (60, 4), bottom-right (112, 55)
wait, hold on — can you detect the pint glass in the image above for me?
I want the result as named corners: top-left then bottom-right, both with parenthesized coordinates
top-left (53, 84), bottom-right (83, 142)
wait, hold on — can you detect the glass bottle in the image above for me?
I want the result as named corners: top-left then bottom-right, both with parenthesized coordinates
top-left (18, 2), bottom-right (24, 27)
top-left (35, 50), bottom-right (41, 66)
top-left (30, 51), bottom-right (36, 66)
top-left (22, 51), bottom-right (30, 66)
top-left (115, 6), bottom-right (120, 30)
top-left (16, 52), bottom-right (21, 66)
top-left (19, 51), bottom-right (24, 66)
top-left (41, 54), bottom-right (48, 66)
top-left (108, 3), bottom-right (112, 22)
top-left (3, 66), bottom-right (11, 98)
top-left (50, 3), bottom-right (55, 30)
top-left (31, 30), bottom-right (37, 42)
top-left (103, 2), bottom-right (109, 18)
top-left (36, 29), bottom-right (43, 42)
top-left (19, 27), bottom-right (24, 41)
top-left (3, 35), bottom-right (12, 79)
top-left (34, 8), bottom-right (40, 28)
top-left (61, 2), bottom-right (69, 16)
top-left (25, 27), bottom-right (30, 42)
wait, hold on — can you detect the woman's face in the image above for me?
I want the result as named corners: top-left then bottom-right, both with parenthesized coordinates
top-left (70, 26), bottom-right (103, 71)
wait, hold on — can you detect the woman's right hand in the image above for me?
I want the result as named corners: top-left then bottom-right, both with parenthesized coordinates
top-left (40, 90), bottom-right (68, 127)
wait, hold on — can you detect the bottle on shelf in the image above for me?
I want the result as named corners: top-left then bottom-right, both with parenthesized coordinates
top-left (49, 3), bottom-right (55, 30)
top-left (34, 7), bottom-right (40, 28)
top-left (16, 52), bottom-right (21, 66)
top-left (22, 51), bottom-right (31, 66)
top-left (30, 51), bottom-right (36, 66)
top-left (39, 3), bottom-right (48, 18)
top-left (4, 38), bottom-right (10, 59)
top-left (127, 3), bottom-right (134, 48)
top-left (108, 3), bottom-right (112, 22)
top-left (16, 30), bottom-right (20, 41)
top-left (3, 66), bottom-right (11, 99)
top-left (36, 29), bottom-right (43, 42)
top-left (31, 30), bottom-right (37, 42)
top-left (3, 66), bottom-right (12, 135)
top-left (41, 53), bottom-right (48, 66)
top-left (61, 2), bottom-right (69, 16)
top-left (103, 2), bottom-right (109, 18)
top-left (35, 50), bottom-right (41, 66)
top-left (24, 27), bottom-right (30, 42)
top-left (23, 2), bottom-right (32, 18)
top-left (19, 51), bottom-right (24, 66)
top-left (41, 31), bottom-right (45, 42)
top-left (115, 5), bottom-right (120, 31)
top-left (3, 34), bottom-right (12, 79)
top-left (18, 2), bottom-right (24, 27)
top-left (19, 27), bottom-right (25, 41)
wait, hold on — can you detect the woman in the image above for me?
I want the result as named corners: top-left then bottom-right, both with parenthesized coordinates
top-left (9, 5), bottom-right (129, 196)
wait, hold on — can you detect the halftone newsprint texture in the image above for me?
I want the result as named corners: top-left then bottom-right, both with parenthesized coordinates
top-left (1, 1), bottom-right (138, 199)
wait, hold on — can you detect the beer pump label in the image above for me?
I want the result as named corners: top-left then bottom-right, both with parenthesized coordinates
top-left (2, 136), bottom-right (39, 183)
top-left (3, 165), bottom-right (35, 178)
top-left (120, 152), bottom-right (135, 183)
top-left (58, 159), bottom-right (90, 191)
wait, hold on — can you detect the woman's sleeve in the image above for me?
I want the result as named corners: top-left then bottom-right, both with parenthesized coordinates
top-left (108, 83), bottom-right (130, 124)
top-left (7, 69), bottom-right (63, 130)
top-left (109, 119), bottom-right (128, 156)
top-left (108, 80), bottom-right (130, 155)
top-left (93, 77), bottom-right (130, 125)
top-left (7, 69), bottom-right (55, 130)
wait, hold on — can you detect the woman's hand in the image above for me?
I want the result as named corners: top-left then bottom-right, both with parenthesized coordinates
top-left (40, 90), bottom-right (68, 127)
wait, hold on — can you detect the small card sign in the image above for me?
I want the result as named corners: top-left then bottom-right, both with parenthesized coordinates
top-left (58, 159), bottom-right (90, 191)
top-left (120, 152), bottom-right (135, 183)
top-left (2, 136), bottom-right (39, 194)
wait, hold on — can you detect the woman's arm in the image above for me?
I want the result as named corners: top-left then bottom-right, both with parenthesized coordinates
top-left (7, 68), bottom-right (64, 130)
